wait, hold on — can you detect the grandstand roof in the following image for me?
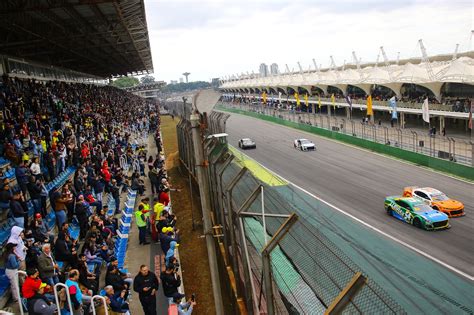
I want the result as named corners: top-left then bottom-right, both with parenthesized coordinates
top-left (0, 0), bottom-right (153, 78)
top-left (221, 55), bottom-right (474, 99)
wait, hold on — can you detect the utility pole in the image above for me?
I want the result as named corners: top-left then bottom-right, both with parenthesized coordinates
top-left (189, 105), bottom-right (224, 315)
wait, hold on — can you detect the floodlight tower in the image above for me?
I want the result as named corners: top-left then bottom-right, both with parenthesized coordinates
top-left (182, 72), bottom-right (190, 83)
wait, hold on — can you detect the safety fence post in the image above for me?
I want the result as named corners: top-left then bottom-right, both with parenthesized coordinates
top-left (54, 282), bottom-right (73, 315)
top-left (91, 295), bottom-right (109, 315)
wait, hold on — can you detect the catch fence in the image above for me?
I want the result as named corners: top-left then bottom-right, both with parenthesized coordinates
top-left (220, 102), bottom-right (474, 166)
top-left (176, 110), bottom-right (406, 315)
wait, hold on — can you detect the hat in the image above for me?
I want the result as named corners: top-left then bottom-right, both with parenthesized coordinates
top-left (39, 283), bottom-right (47, 289)
top-left (172, 292), bottom-right (186, 302)
top-left (161, 227), bottom-right (168, 233)
top-left (35, 213), bottom-right (42, 219)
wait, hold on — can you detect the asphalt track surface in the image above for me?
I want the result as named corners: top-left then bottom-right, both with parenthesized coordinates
top-left (224, 112), bottom-right (474, 278)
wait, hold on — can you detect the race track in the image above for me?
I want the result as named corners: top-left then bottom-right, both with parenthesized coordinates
top-left (224, 112), bottom-right (474, 277)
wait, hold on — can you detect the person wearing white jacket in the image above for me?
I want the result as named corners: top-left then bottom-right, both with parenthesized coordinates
top-left (7, 226), bottom-right (27, 270)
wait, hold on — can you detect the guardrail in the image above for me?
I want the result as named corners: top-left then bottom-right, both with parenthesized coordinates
top-left (224, 93), bottom-right (471, 113)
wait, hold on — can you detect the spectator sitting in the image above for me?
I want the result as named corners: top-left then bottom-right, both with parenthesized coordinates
top-left (26, 282), bottom-right (58, 315)
top-left (31, 213), bottom-right (54, 244)
top-left (37, 243), bottom-right (60, 286)
top-left (104, 285), bottom-right (130, 314)
top-left (54, 231), bottom-right (76, 268)
top-left (105, 264), bottom-right (129, 299)
top-left (76, 254), bottom-right (98, 294)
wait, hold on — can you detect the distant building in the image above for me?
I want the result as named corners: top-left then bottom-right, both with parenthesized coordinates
top-left (259, 63), bottom-right (269, 77)
top-left (270, 63), bottom-right (279, 75)
top-left (170, 80), bottom-right (178, 84)
top-left (179, 78), bottom-right (184, 83)
top-left (211, 78), bottom-right (220, 88)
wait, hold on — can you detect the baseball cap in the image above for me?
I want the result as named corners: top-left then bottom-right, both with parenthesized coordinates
top-left (39, 283), bottom-right (47, 289)
top-left (35, 213), bottom-right (42, 219)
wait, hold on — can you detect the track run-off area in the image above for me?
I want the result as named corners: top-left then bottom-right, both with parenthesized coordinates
top-left (220, 110), bottom-right (474, 314)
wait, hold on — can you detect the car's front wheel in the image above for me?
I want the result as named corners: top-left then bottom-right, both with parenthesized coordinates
top-left (413, 218), bottom-right (422, 229)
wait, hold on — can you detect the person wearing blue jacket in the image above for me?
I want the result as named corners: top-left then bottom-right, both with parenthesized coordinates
top-left (4, 243), bottom-right (20, 302)
top-left (165, 241), bottom-right (179, 267)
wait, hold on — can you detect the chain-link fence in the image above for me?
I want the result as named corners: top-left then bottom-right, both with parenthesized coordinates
top-left (219, 102), bottom-right (474, 166)
top-left (176, 111), bottom-right (406, 314)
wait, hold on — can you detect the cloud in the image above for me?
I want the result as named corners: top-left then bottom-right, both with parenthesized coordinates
top-left (145, 0), bottom-right (472, 82)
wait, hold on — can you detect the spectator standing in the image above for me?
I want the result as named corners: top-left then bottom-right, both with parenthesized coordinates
top-left (30, 157), bottom-right (42, 180)
top-left (4, 243), bottom-right (21, 302)
top-left (27, 176), bottom-right (42, 214)
top-left (160, 264), bottom-right (182, 301)
top-left (133, 265), bottom-right (159, 315)
top-left (10, 191), bottom-right (26, 228)
top-left (7, 226), bottom-right (27, 270)
top-left (135, 204), bottom-right (149, 245)
top-left (172, 294), bottom-right (197, 315)
top-left (15, 160), bottom-right (29, 196)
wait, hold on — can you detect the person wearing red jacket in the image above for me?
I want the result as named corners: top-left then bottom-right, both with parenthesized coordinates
top-left (22, 268), bottom-right (43, 299)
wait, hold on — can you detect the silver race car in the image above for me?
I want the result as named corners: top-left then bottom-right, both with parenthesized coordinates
top-left (294, 138), bottom-right (315, 151)
top-left (238, 138), bottom-right (257, 149)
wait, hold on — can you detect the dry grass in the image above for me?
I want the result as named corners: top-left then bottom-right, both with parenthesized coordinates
top-left (161, 116), bottom-right (216, 315)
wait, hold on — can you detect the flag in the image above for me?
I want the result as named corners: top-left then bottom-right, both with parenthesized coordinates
top-left (468, 100), bottom-right (473, 129)
top-left (345, 95), bottom-right (352, 111)
top-left (366, 95), bottom-right (373, 116)
top-left (422, 97), bottom-right (430, 123)
top-left (262, 91), bottom-right (267, 105)
top-left (278, 91), bottom-right (282, 105)
top-left (389, 96), bottom-right (398, 120)
top-left (318, 95), bottom-right (322, 109)
top-left (304, 93), bottom-right (309, 109)
top-left (294, 92), bottom-right (301, 107)
top-left (331, 93), bottom-right (335, 109)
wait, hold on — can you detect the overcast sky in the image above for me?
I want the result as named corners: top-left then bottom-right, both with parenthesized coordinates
top-left (144, 0), bottom-right (472, 83)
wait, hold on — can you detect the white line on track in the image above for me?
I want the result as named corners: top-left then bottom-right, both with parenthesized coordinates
top-left (232, 145), bottom-right (474, 281)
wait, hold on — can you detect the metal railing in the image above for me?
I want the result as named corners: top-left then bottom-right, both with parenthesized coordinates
top-left (220, 102), bottom-right (474, 166)
top-left (224, 93), bottom-right (471, 113)
top-left (53, 282), bottom-right (73, 315)
top-left (91, 295), bottom-right (109, 315)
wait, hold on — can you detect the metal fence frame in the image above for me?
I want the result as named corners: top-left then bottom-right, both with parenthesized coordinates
top-left (175, 111), bottom-right (406, 315)
top-left (220, 101), bottom-right (474, 166)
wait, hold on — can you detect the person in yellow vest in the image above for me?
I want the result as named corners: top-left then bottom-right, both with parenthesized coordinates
top-left (151, 197), bottom-right (165, 242)
top-left (135, 204), bottom-right (149, 245)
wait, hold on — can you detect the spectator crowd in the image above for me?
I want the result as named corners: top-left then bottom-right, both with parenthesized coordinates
top-left (0, 75), bottom-right (199, 315)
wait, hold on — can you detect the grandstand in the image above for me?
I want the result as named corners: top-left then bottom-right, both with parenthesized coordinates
top-left (220, 47), bottom-right (473, 135)
top-left (0, 2), bottom-right (191, 315)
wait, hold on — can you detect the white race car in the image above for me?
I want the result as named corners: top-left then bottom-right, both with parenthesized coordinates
top-left (238, 138), bottom-right (256, 149)
top-left (294, 139), bottom-right (315, 151)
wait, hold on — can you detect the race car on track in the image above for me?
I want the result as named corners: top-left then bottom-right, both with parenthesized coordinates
top-left (294, 139), bottom-right (315, 151)
top-left (238, 138), bottom-right (256, 149)
top-left (403, 186), bottom-right (465, 217)
top-left (384, 196), bottom-right (450, 230)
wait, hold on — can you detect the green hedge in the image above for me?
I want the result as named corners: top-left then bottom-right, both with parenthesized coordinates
top-left (218, 106), bottom-right (474, 181)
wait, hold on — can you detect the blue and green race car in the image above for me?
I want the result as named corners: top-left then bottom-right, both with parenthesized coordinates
top-left (384, 196), bottom-right (450, 230)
